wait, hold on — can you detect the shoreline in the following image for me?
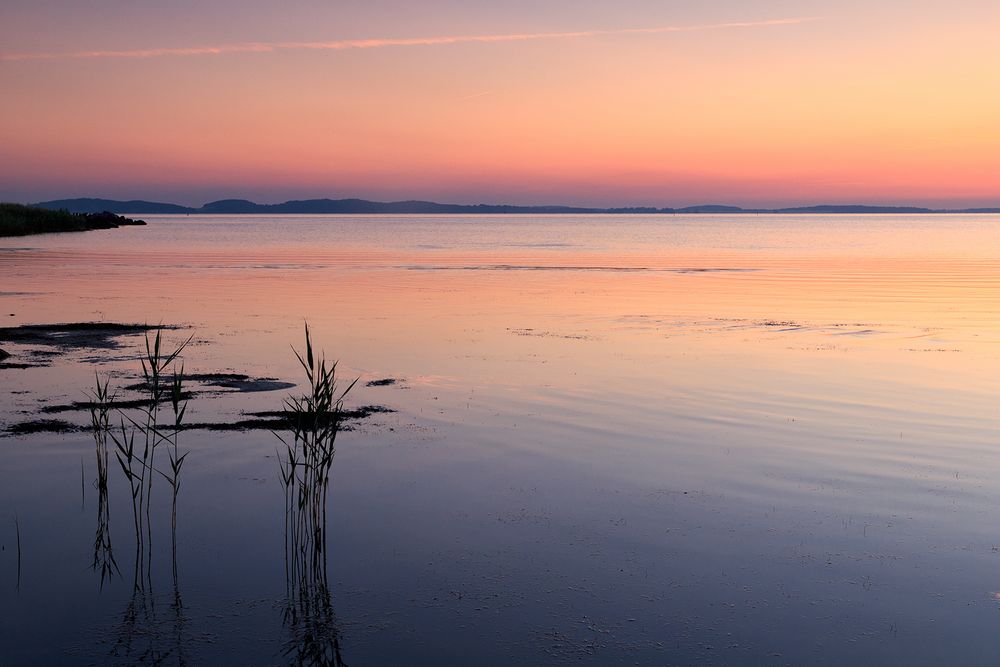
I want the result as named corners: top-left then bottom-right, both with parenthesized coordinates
top-left (0, 203), bottom-right (145, 237)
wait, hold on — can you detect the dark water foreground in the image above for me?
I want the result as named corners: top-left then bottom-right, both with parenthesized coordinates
top-left (3, 214), bottom-right (1000, 665)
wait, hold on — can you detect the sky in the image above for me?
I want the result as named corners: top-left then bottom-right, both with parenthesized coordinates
top-left (1, 0), bottom-right (998, 208)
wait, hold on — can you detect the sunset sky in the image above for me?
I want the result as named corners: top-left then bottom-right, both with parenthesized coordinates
top-left (2, 0), bottom-right (998, 207)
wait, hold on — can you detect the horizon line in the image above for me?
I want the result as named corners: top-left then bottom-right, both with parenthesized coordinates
top-left (20, 195), bottom-right (1000, 213)
top-left (0, 17), bottom-right (821, 62)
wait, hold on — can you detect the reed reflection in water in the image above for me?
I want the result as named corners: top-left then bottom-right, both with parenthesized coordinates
top-left (88, 374), bottom-right (119, 588)
top-left (85, 334), bottom-right (193, 664)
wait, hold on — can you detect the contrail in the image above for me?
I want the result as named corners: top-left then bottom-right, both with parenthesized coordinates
top-left (458, 90), bottom-right (494, 101)
top-left (0, 17), bottom-right (821, 62)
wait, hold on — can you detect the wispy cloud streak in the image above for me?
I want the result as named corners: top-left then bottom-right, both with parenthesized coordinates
top-left (1, 17), bottom-right (821, 62)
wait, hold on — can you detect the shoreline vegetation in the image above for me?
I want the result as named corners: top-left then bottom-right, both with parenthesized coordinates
top-left (23, 196), bottom-right (1000, 216)
top-left (0, 202), bottom-right (146, 237)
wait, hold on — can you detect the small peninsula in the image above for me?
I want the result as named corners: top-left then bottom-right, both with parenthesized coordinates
top-left (0, 203), bottom-right (146, 237)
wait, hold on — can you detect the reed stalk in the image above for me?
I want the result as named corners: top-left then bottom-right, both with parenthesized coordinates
top-left (105, 329), bottom-right (191, 591)
top-left (276, 324), bottom-right (354, 664)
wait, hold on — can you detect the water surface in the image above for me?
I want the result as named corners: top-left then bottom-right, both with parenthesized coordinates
top-left (2, 214), bottom-right (1000, 664)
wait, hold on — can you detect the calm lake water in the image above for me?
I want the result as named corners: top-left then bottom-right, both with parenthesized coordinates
top-left (2, 214), bottom-right (1000, 665)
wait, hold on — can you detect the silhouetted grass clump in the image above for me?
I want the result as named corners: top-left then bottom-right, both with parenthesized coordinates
top-left (82, 330), bottom-right (192, 592)
top-left (278, 325), bottom-right (357, 581)
top-left (108, 331), bottom-right (191, 590)
top-left (0, 203), bottom-right (145, 237)
top-left (277, 324), bottom-right (355, 665)
top-left (86, 332), bottom-right (196, 662)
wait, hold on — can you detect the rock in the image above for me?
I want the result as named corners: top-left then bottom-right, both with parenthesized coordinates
top-left (0, 347), bottom-right (10, 361)
top-left (81, 211), bottom-right (147, 228)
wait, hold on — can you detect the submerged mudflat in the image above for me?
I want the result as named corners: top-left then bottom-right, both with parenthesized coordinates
top-left (2, 213), bottom-right (1000, 665)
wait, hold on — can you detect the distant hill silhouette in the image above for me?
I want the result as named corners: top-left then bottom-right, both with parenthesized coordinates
top-left (675, 204), bottom-right (763, 213)
top-left (30, 197), bottom-right (1000, 215)
top-left (776, 205), bottom-right (934, 214)
top-left (36, 198), bottom-right (195, 214)
top-left (199, 199), bottom-right (260, 214)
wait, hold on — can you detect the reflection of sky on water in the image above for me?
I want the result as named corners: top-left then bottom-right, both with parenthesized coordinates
top-left (2, 214), bottom-right (1000, 664)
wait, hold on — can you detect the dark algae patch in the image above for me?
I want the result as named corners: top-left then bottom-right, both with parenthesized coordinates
top-left (42, 373), bottom-right (295, 414)
top-left (0, 344), bottom-right (43, 369)
top-left (124, 373), bottom-right (296, 394)
top-left (170, 373), bottom-right (295, 393)
top-left (186, 405), bottom-right (395, 432)
top-left (5, 419), bottom-right (84, 435)
top-left (4, 405), bottom-right (393, 435)
top-left (0, 322), bottom-right (176, 352)
top-left (194, 374), bottom-right (295, 392)
top-left (40, 394), bottom-right (198, 414)
top-left (0, 346), bottom-right (36, 368)
top-left (366, 377), bottom-right (398, 387)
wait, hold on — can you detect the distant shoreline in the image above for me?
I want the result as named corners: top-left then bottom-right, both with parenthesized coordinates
top-left (27, 197), bottom-right (1000, 216)
top-left (0, 203), bottom-right (145, 237)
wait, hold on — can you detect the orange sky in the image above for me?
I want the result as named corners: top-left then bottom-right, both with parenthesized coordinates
top-left (1, 1), bottom-right (998, 207)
